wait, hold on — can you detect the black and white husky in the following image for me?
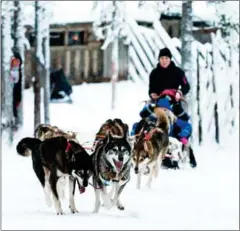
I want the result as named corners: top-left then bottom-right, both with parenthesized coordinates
top-left (16, 136), bottom-right (93, 215)
top-left (92, 132), bottom-right (132, 213)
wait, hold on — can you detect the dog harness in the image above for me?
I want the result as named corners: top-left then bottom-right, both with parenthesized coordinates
top-left (144, 128), bottom-right (159, 141)
top-left (65, 141), bottom-right (71, 152)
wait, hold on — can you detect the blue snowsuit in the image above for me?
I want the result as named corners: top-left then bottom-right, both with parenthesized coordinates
top-left (131, 97), bottom-right (192, 140)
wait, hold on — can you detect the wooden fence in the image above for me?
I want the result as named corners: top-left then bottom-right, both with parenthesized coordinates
top-left (119, 16), bottom-right (238, 145)
top-left (24, 40), bottom-right (129, 87)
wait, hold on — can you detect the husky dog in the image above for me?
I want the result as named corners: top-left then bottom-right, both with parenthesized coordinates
top-left (154, 107), bottom-right (197, 169)
top-left (92, 118), bottom-right (129, 151)
top-left (34, 124), bottom-right (78, 143)
top-left (16, 136), bottom-right (93, 215)
top-left (132, 108), bottom-right (170, 189)
top-left (92, 131), bottom-right (132, 213)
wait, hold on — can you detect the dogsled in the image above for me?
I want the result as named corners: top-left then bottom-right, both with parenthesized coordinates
top-left (131, 89), bottom-right (197, 171)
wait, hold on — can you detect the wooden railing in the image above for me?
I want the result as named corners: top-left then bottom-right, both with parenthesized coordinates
top-left (50, 44), bottom-right (104, 84)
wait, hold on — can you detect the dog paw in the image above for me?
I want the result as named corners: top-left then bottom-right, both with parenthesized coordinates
top-left (56, 207), bottom-right (64, 215)
top-left (92, 209), bottom-right (99, 213)
top-left (70, 207), bottom-right (79, 214)
top-left (57, 211), bottom-right (65, 215)
top-left (117, 205), bottom-right (125, 210)
top-left (117, 202), bottom-right (125, 210)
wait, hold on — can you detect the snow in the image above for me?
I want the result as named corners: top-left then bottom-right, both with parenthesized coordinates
top-left (2, 81), bottom-right (239, 230)
top-left (22, 1), bottom-right (220, 26)
top-left (51, 1), bottom-right (95, 24)
top-left (162, 1), bottom-right (218, 23)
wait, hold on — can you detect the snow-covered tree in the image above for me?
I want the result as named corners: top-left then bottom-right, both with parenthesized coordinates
top-left (92, 1), bottom-right (126, 109)
top-left (34, 1), bottom-right (41, 130)
top-left (208, 1), bottom-right (239, 45)
top-left (180, 1), bottom-right (194, 119)
top-left (138, 1), bottom-right (170, 15)
top-left (1, 1), bottom-right (14, 143)
top-left (40, 2), bottom-right (52, 124)
top-left (12, 1), bottom-right (25, 128)
top-left (33, 1), bottom-right (52, 129)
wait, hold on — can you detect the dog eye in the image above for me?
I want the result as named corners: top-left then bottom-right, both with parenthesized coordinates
top-left (108, 150), bottom-right (115, 155)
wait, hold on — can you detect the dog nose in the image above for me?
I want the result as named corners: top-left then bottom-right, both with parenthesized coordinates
top-left (134, 167), bottom-right (139, 174)
top-left (83, 180), bottom-right (88, 187)
top-left (118, 155), bottom-right (123, 161)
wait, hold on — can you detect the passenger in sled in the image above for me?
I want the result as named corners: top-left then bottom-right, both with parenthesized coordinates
top-left (131, 47), bottom-right (196, 168)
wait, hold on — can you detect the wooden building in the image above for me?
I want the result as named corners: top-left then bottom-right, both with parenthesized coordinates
top-left (24, 22), bottom-right (129, 86)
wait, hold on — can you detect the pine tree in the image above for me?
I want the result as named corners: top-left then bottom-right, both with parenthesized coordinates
top-left (41, 3), bottom-right (52, 124)
top-left (92, 1), bottom-right (125, 109)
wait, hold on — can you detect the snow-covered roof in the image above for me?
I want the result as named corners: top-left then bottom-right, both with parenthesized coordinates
top-left (50, 1), bottom-right (95, 24)
top-left (22, 1), bottom-right (219, 27)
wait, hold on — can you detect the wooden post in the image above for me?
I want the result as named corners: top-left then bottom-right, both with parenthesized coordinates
top-left (196, 51), bottom-right (202, 144)
top-left (211, 33), bottom-right (220, 144)
top-left (84, 49), bottom-right (90, 80)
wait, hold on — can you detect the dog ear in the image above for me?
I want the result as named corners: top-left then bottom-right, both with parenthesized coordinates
top-left (106, 130), bottom-right (113, 142)
top-left (123, 124), bottom-right (129, 139)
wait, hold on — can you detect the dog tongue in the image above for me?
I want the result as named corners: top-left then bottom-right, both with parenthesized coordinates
top-left (115, 161), bottom-right (123, 171)
top-left (79, 186), bottom-right (85, 194)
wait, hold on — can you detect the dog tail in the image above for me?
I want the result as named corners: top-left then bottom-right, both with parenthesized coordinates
top-left (16, 137), bottom-right (42, 157)
top-left (153, 107), bottom-right (169, 133)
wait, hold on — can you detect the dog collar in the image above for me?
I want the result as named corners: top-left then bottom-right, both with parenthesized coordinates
top-left (99, 174), bottom-right (111, 186)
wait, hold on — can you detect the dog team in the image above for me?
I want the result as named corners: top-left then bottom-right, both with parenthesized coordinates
top-left (16, 115), bottom-right (196, 215)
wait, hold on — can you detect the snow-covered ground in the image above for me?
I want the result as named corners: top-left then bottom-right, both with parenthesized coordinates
top-left (2, 81), bottom-right (239, 230)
